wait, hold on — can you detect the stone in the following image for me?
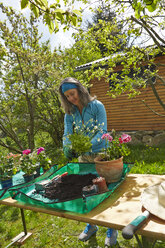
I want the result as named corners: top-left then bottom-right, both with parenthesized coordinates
top-left (152, 133), bottom-right (165, 146)
top-left (130, 136), bottom-right (142, 145)
top-left (142, 135), bottom-right (153, 146)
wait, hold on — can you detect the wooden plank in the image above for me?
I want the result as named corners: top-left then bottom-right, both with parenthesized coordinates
top-left (107, 113), bottom-right (165, 119)
top-left (12, 232), bottom-right (32, 245)
top-left (105, 106), bottom-right (164, 113)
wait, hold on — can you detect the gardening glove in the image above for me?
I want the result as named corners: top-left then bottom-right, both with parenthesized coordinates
top-left (63, 147), bottom-right (78, 159)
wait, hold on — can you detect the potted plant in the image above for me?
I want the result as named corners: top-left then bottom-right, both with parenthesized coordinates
top-left (35, 147), bottom-right (52, 173)
top-left (67, 133), bottom-right (92, 158)
top-left (64, 119), bottom-right (104, 158)
top-left (20, 149), bottom-right (39, 182)
top-left (0, 155), bottom-right (18, 189)
top-left (20, 147), bottom-right (52, 182)
top-left (94, 130), bottom-right (132, 183)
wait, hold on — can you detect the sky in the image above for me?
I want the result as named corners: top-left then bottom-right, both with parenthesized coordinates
top-left (0, 0), bottom-right (93, 50)
top-left (1, 0), bottom-right (160, 51)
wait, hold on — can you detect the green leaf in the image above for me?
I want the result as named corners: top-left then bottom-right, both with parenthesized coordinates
top-left (48, 20), bottom-right (54, 34)
top-left (56, 12), bottom-right (64, 22)
top-left (21, 0), bottom-right (29, 9)
top-left (147, 2), bottom-right (157, 12)
top-left (54, 9), bottom-right (65, 14)
top-left (39, 0), bottom-right (48, 8)
top-left (72, 9), bottom-right (82, 16)
top-left (54, 19), bottom-right (59, 32)
top-left (30, 5), bottom-right (39, 18)
top-left (71, 16), bottom-right (77, 26)
top-left (50, 3), bottom-right (58, 9)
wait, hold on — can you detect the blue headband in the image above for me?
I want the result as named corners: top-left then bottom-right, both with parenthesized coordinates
top-left (61, 83), bottom-right (77, 93)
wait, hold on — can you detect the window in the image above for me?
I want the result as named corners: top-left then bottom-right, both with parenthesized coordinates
top-left (109, 64), bottom-right (156, 88)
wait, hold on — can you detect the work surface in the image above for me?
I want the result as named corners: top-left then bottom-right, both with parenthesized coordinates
top-left (0, 174), bottom-right (165, 241)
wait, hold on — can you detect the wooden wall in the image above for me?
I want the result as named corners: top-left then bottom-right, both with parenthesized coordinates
top-left (90, 55), bottom-right (165, 131)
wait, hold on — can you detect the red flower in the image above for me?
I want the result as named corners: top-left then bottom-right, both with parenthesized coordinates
top-left (22, 149), bottom-right (31, 155)
top-left (37, 147), bottom-right (45, 155)
top-left (6, 153), bottom-right (21, 159)
top-left (121, 134), bottom-right (131, 143)
top-left (101, 133), bottom-right (113, 142)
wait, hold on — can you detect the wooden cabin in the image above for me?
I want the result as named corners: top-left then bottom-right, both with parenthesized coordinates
top-left (75, 55), bottom-right (165, 132)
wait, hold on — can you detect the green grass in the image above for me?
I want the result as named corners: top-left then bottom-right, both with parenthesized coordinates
top-left (0, 144), bottom-right (165, 248)
top-left (126, 144), bottom-right (165, 175)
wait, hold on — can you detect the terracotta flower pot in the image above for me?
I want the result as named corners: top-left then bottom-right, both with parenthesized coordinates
top-left (94, 156), bottom-right (123, 183)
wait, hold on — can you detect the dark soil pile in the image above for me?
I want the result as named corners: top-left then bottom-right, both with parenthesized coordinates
top-left (44, 173), bottom-right (97, 201)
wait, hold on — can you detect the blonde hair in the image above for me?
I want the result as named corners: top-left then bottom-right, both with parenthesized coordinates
top-left (59, 77), bottom-right (96, 114)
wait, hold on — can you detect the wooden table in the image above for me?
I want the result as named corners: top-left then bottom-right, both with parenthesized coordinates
top-left (1, 174), bottom-right (165, 247)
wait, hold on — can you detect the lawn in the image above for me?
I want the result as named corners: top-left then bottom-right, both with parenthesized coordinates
top-left (0, 144), bottom-right (165, 248)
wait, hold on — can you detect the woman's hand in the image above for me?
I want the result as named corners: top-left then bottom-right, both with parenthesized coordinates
top-left (63, 147), bottom-right (78, 159)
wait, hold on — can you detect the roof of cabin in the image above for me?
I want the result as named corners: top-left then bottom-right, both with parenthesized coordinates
top-left (74, 56), bottom-right (112, 72)
top-left (74, 47), bottom-right (164, 72)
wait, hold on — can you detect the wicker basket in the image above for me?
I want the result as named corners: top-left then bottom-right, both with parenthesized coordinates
top-left (94, 156), bottom-right (123, 183)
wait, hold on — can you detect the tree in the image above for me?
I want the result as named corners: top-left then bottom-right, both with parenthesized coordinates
top-left (84, 1), bottom-right (130, 56)
top-left (94, 0), bottom-right (165, 116)
top-left (19, 0), bottom-right (165, 116)
top-left (70, 0), bottom-right (165, 117)
top-left (20, 0), bottom-right (82, 33)
top-left (59, 2), bottom-right (131, 85)
top-left (0, 4), bottom-right (65, 153)
top-left (20, 0), bottom-right (164, 33)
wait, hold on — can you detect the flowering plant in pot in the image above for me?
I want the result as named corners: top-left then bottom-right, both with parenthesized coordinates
top-left (67, 133), bottom-right (92, 158)
top-left (20, 147), bottom-right (52, 181)
top-left (20, 149), bottom-right (38, 181)
top-left (94, 130), bottom-right (131, 183)
top-left (0, 154), bottom-right (19, 188)
top-left (64, 119), bottom-right (104, 159)
top-left (33, 147), bottom-right (52, 172)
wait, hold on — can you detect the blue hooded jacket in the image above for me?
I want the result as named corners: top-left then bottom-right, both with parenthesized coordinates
top-left (63, 99), bottom-right (107, 154)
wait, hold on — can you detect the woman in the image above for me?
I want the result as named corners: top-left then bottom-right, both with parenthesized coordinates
top-left (59, 77), bottom-right (118, 247)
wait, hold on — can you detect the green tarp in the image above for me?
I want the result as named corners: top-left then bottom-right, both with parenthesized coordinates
top-left (9, 162), bottom-right (131, 214)
top-left (0, 166), bottom-right (57, 200)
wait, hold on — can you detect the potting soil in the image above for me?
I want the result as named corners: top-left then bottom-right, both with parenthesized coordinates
top-left (44, 173), bottom-right (97, 201)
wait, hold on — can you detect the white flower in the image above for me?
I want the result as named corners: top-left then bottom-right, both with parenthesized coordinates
top-left (97, 138), bottom-right (100, 142)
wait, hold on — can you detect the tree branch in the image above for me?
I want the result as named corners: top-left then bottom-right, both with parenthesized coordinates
top-left (0, 139), bottom-right (22, 153)
top-left (131, 16), bottom-right (165, 52)
top-left (141, 100), bottom-right (165, 117)
top-left (141, 18), bottom-right (165, 45)
top-left (148, 79), bottom-right (165, 111)
top-left (155, 74), bottom-right (165, 87)
top-left (16, 52), bottom-right (35, 150)
top-left (28, 0), bottom-right (47, 14)
top-left (0, 118), bottom-right (24, 150)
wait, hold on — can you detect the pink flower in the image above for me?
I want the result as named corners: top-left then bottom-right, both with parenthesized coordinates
top-left (37, 147), bottom-right (45, 155)
top-left (119, 137), bottom-right (123, 144)
top-left (101, 133), bottom-right (113, 142)
top-left (7, 153), bottom-right (21, 159)
top-left (121, 134), bottom-right (131, 143)
top-left (22, 149), bottom-right (31, 155)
